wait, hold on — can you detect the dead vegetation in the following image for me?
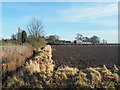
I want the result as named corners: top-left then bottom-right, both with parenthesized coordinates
top-left (1, 43), bottom-right (34, 74)
top-left (2, 64), bottom-right (120, 89)
top-left (25, 45), bottom-right (55, 74)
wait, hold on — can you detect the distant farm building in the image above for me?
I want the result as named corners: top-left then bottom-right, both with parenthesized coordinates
top-left (74, 40), bottom-right (91, 44)
top-left (46, 39), bottom-right (71, 45)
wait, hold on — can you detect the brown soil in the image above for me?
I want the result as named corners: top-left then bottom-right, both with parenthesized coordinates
top-left (52, 45), bottom-right (120, 69)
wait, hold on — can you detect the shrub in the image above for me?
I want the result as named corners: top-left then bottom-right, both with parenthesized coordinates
top-left (27, 36), bottom-right (46, 50)
top-left (21, 30), bottom-right (27, 43)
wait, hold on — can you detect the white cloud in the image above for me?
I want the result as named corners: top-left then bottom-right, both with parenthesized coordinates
top-left (57, 3), bottom-right (118, 25)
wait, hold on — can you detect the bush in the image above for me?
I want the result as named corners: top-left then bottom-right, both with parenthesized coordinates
top-left (27, 36), bottom-right (46, 50)
top-left (21, 30), bottom-right (27, 43)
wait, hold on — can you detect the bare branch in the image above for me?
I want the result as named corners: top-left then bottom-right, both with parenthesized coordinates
top-left (27, 17), bottom-right (44, 41)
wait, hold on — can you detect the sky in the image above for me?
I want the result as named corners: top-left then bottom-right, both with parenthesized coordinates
top-left (1, 2), bottom-right (118, 43)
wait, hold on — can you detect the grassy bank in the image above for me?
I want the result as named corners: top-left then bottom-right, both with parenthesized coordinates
top-left (2, 64), bottom-right (120, 88)
top-left (2, 43), bottom-right (34, 75)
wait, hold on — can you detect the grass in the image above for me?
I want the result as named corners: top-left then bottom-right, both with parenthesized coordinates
top-left (2, 64), bottom-right (120, 89)
top-left (2, 43), bottom-right (34, 74)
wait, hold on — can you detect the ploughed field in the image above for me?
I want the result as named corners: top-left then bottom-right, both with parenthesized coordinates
top-left (52, 45), bottom-right (120, 69)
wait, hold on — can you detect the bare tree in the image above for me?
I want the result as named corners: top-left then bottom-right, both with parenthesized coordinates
top-left (75, 34), bottom-right (83, 41)
top-left (46, 35), bottom-right (59, 41)
top-left (27, 17), bottom-right (44, 41)
top-left (90, 36), bottom-right (100, 44)
top-left (11, 34), bottom-right (17, 40)
top-left (103, 39), bottom-right (107, 44)
top-left (83, 37), bottom-right (89, 44)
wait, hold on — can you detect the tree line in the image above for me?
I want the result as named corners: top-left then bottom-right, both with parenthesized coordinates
top-left (45, 34), bottom-right (107, 44)
top-left (75, 34), bottom-right (107, 44)
top-left (2, 17), bottom-right (107, 47)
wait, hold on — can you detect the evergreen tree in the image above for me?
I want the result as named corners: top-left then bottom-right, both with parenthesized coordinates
top-left (21, 30), bottom-right (27, 43)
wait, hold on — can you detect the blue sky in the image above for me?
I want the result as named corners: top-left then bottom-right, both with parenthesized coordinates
top-left (2, 2), bottom-right (118, 43)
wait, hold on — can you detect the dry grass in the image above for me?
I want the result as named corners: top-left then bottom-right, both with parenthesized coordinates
top-left (2, 43), bottom-right (33, 74)
top-left (2, 64), bottom-right (120, 89)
